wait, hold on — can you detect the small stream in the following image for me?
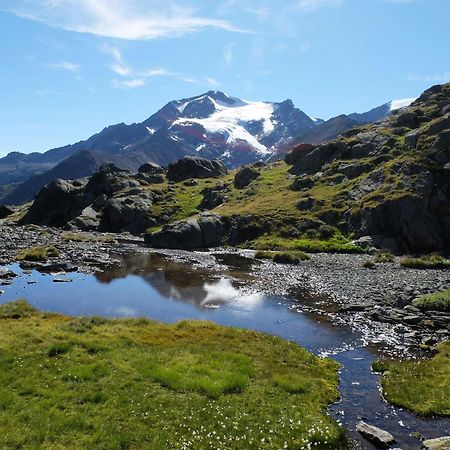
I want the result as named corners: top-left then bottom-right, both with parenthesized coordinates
top-left (1, 252), bottom-right (448, 449)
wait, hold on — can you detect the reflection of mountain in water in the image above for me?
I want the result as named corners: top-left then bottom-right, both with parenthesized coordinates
top-left (94, 252), bottom-right (261, 308)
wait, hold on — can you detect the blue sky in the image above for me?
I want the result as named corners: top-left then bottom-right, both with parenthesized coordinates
top-left (0, 0), bottom-right (449, 155)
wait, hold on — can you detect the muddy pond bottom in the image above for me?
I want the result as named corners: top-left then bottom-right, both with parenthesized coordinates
top-left (1, 252), bottom-right (449, 449)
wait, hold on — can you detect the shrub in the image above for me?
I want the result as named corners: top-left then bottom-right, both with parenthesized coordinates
top-left (373, 251), bottom-right (394, 263)
top-left (363, 260), bottom-right (376, 268)
top-left (48, 342), bottom-right (71, 357)
top-left (255, 250), bottom-right (310, 264)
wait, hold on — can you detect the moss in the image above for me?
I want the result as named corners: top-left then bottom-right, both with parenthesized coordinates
top-left (16, 246), bottom-right (59, 262)
top-left (255, 250), bottom-right (310, 264)
top-left (400, 255), bottom-right (450, 269)
top-left (413, 290), bottom-right (450, 312)
top-left (372, 341), bottom-right (450, 416)
top-left (0, 300), bottom-right (347, 449)
top-left (61, 232), bottom-right (116, 243)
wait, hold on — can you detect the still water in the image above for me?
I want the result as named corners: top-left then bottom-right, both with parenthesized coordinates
top-left (1, 252), bottom-right (448, 449)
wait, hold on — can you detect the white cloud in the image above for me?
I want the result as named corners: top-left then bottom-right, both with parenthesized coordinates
top-left (297, 0), bottom-right (343, 11)
top-left (46, 61), bottom-right (80, 73)
top-left (2, 0), bottom-right (247, 41)
top-left (112, 79), bottom-right (146, 89)
top-left (105, 46), bottom-right (220, 89)
top-left (224, 43), bottom-right (235, 66)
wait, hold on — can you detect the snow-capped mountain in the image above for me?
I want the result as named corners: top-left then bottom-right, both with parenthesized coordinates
top-left (0, 91), bottom-right (416, 204)
top-left (137, 91), bottom-right (317, 167)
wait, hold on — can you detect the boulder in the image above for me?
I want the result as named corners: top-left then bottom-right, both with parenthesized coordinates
top-left (0, 205), bottom-right (13, 219)
top-left (422, 436), bottom-right (450, 450)
top-left (145, 214), bottom-right (224, 249)
top-left (349, 195), bottom-right (447, 253)
top-left (234, 167), bottom-right (260, 189)
top-left (337, 162), bottom-right (372, 179)
top-left (228, 214), bottom-right (270, 245)
top-left (134, 172), bottom-right (165, 185)
top-left (405, 129), bottom-right (421, 148)
top-left (166, 156), bottom-right (228, 182)
top-left (392, 111), bottom-right (420, 128)
top-left (356, 422), bottom-right (395, 448)
top-left (289, 141), bottom-right (347, 175)
top-left (296, 197), bottom-right (315, 211)
top-left (138, 162), bottom-right (165, 174)
top-left (290, 176), bottom-right (314, 191)
top-left (21, 179), bottom-right (88, 227)
top-left (0, 268), bottom-right (17, 279)
top-left (431, 131), bottom-right (450, 165)
top-left (85, 163), bottom-right (138, 196)
top-left (284, 144), bottom-right (315, 165)
top-left (199, 185), bottom-right (229, 211)
top-left (101, 193), bottom-right (156, 234)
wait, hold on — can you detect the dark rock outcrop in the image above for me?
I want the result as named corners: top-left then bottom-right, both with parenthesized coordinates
top-left (234, 167), bottom-right (260, 189)
top-left (166, 157), bottom-right (228, 182)
top-left (0, 205), bottom-right (13, 219)
top-left (145, 214), bottom-right (224, 249)
top-left (199, 185), bottom-right (229, 211)
top-left (284, 144), bottom-right (315, 165)
top-left (138, 162), bottom-right (165, 174)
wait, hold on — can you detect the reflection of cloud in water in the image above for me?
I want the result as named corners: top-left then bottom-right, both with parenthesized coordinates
top-left (109, 306), bottom-right (138, 317)
top-left (202, 278), bottom-right (263, 309)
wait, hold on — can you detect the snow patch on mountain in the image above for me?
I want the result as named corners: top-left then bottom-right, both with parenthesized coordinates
top-left (172, 94), bottom-right (280, 155)
top-left (390, 98), bottom-right (416, 111)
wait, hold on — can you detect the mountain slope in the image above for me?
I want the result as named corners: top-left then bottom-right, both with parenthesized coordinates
top-left (0, 92), bottom-right (415, 205)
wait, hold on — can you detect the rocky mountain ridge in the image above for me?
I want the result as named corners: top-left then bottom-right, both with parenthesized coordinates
top-left (0, 91), bottom-right (412, 205)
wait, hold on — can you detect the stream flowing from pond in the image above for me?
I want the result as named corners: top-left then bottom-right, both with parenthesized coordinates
top-left (1, 252), bottom-right (449, 449)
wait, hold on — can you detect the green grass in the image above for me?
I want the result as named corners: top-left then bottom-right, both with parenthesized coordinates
top-left (413, 290), bottom-right (450, 312)
top-left (0, 300), bottom-right (347, 449)
top-left (373, 251), bottom-right (394, 263)
top-left (254, 234), bottom-right (365, 254)
top-left (255, 250), bottom-right (310, 264)
top-left (400, 255), bottom-right (450, 269)
top-left (372, 341), bottom-right (450, 417)
top-left (16, 245), bottom-right (59, 262)
top-left (61, 232), bottom-right (116, 243)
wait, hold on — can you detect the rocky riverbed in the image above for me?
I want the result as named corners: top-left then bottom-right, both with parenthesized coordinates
top-left (1, 222), bottom-right (448, 355)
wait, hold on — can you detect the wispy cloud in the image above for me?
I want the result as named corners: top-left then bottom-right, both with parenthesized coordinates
top-left (406, 72), bottom-right (450, 83)
top-left (106, 46), bottom-right (220, 89)
top-left (297, 0), bottom-right (343, 12)
top-left (2, 0), bottom-right (247, 41)
top-left (224, 43), bottom-right (235, 66)
top-left (112, 79), bottom-right (146, 89)
top-left (46, 61), bottom-right (81, 73)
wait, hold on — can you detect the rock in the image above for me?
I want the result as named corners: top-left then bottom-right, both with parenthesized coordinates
top-left (0, 205), bottom-right (14, 219)
top-left (37, 263), bottom-right (78, 273)
top-left (53, 278), bottom-right (73, 283)
top-left (291, 176), bottom-right (314, 191)
top-left (101, 193), bottom-right (156, 234)
top-left (284, 144), bottom-right (315, 165)
top-left (234, 167), bottom-right (260, 189)
top-left (289, 142), bottom-right (347, 175)
top-left (431, 131), bottom-right (450, 165)
top-left (356, 422), bottom-right (396, 448)
top-left (134, 172), bottom-right (166, 185)
top-left (392, 111), bottom-right (419, 128)
top-left (199, 185), bottom-right (229, 211)
top-left (0, 268), bottom-right (17, 279)
top-left (21, 179), bottom-right (89, 227)
top-left (138, 162), bottom-right (165, 174)
top-left (166, 156), bottom-right (228, 182)
top-left (296, 197), bottom-right (315, 211)
top-left (405, 129), bottom-right (421, 148)
top-left (337, 162), bottom-right (372, 179)
top-left (183, 178), bottom-right (198, 186)
top-left (228, 214), bottom-right (270, 245)
top-left (145, 214), bottom-right (224, 249)
top-left (422, 436), bottom-right (450, 450)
